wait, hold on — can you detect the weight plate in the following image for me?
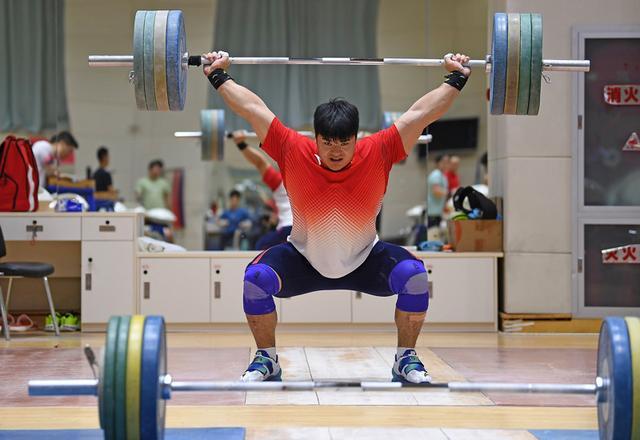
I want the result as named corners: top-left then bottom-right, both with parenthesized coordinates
top-left (153, 11), bottom-right (170, 111)
top-left (115, 316), bottom-right (130, 440)
top-left (133, 11), bottom-right (147, 110)
top-left (140, 316), bottom-right (167, 439)
top-left (597, 317), bottom-right (632, 440)
top-left (126, 315), bottom-right (146, 440)
top-left (143, 11), bottom-right (157, 111)
top-left (102, 316), bottom-right (120, 440)
top-left (528, 13), bottom-right (543, 115)
top-left (504, 13), bottom-right (521, 115)
top-left (516, 13), bottom-right (532, 115)
top-left (200, 110), bottom-right (212, 160)
top-left (626, 317), bottom-right (640, 440)
top-left (215, 109), bottom-right (225, 161)
top-left (490, 13), bottom-right (508, 115)
top-left (166, 10), bottom-right (187, 111)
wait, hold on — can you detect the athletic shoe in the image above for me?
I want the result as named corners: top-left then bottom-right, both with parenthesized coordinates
top-left (392, 349), bottom-right (432, 383)
top-left (44, 313), bottom-right (62, 332)
top-left (60, 313), bottom-right (80, 331)
top-left (240, 350), bottom-right (282, 382)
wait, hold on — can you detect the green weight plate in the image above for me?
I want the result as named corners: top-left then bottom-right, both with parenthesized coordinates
top-left (133, 11), bottom-right (147, 110)
top-left (115, 316), bottom-right (131, 440)
top-left (143, 11), bottom-right (157, 111)
top-left (516, 13), bottom-right (532, 115)
top-left (102, 316), bottom-right (120, 440)
top-left (504, 13), bottom-right (521, 115)
top-left (153, 11), bottom-right (169, 111)
top-left (126, 315), bottom-right (145, 440)
top-left (597, 317), bottom-right (632, 440)
top-left (528, 13), bottom-right (543, 115)
top-left (626, 317), bottom-right (640, 440)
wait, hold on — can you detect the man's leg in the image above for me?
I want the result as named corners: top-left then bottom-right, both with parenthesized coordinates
top-left (395, 309), bottom-right (426, 348)
top-left (246, 311), bottom-right (277, 348)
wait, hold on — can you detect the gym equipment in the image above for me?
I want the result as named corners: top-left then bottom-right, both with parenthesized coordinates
top-left (28, 315), bottom-right (636, 440)
top-left (88, 11), bottom-right (589, 114)
top-left (175, 110), bottom-right (432, 161)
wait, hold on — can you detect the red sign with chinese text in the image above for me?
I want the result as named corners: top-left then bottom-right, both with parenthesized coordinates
top-left (604, 84), bottom-right (640, 106)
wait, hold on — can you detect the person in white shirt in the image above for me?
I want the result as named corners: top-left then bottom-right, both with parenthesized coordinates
top-left (31, 131), bottom-right (78, 187)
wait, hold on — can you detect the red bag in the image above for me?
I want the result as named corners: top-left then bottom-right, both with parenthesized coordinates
top-left (0, 136), bottom-right (39, 212)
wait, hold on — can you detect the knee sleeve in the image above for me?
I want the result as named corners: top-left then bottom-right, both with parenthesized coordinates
top-left (389, 259), bottom-right (429, 313)
top-left (243, 263), bottom-right (280, 315)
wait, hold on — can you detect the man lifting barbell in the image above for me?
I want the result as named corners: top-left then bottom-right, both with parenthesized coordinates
top-left (203, 49), bottom-right (471, 383)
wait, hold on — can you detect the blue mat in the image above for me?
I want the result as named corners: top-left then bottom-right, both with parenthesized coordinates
top-left (0, 427), bottom-right (244, 439)
top-left (530, 430), bottom-right (598, 440)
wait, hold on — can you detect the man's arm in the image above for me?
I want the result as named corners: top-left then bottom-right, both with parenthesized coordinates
top-left (203, 52), bottom-right (275, 142)
top-left (231, 131), bottom-right (270, 176)
top-left (394, 54), bottom-right (471, 154)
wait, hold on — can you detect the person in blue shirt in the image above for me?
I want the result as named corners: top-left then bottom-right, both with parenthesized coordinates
top-left (219, 189), bottom-right (251, 249)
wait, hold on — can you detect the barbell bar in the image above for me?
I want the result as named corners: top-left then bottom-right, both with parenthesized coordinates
top-left (174, 109), bottom-right (432, 161)
top-left (87, 10), bottom-right (590, 115)
top-left (26, 315), bottom-right (639, 439)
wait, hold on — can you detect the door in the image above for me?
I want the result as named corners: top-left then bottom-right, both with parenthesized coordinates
top-left (574, 29), bottom-right (640, 316)
top-left (82, 241), bottom-right (135, 323)
top-left (140, 258), bottom-right (210, 322)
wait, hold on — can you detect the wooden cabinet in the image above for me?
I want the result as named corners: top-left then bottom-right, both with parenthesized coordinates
top-left (139, 258), bottom-right (210, 322)
top-left (81, 241), bottom-right (135, 323)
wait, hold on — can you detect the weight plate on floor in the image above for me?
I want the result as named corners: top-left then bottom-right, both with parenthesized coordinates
top-left (133, 11), bottom-right (147, 110)
top-left (626, 317), bottom-right (640, 440)
top-left (143, 11), bottom-right (157, 111)
top-left (153, 11), bottom-right (170, 111)
top-left (166, 10), bottom-right (187, 111)
top-left (597, 317), bottom-right (632, 440)
top-left (102, 316), bottom-right (120, 439)
top-left (504, 13), bottom-right (521, 115)
top-left (115, 316), bottom-right (131, 439)
top-left (490, 13), bottom-right (508, 115)
top-left (527, 13), bottom-right (543, 115)
top-left (516, 13), bottom-right (532, 115)
top-left (126, 315), bottom-right (146, 440)
top-left (140, 316), bottom-right (167, 439)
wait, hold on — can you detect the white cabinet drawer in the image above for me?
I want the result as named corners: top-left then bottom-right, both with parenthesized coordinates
top-left (0, 216), bottom-right (81, 241)
top-left (280, 290), bottom-right (352, 323)
top-left (82, 216), bottom-right (134, 241)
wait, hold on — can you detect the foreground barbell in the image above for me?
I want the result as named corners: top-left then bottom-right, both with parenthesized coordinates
top-left (88, 10), bottom-right (590, 115)
top-left (174, 110), bottom-right (432, 161)
top-left (28, 315), bottom-right (638, 439)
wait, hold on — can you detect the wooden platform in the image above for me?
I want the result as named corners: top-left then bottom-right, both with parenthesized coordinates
top-left (500, 313), bottom-right (602, 333)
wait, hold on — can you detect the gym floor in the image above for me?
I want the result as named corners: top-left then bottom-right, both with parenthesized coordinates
top-left (0, 329), bottom-right (598, 439)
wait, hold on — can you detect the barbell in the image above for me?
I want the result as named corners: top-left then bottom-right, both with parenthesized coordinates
top-left (87, 10), bottom-right (590, 115)
top-left (28, 315), bottom-right (640, 440)
top-left (174, 110), bottom-right (432, 161)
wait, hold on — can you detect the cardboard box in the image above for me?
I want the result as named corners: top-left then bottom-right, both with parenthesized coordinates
top-left (447, 219), bottom-right (503, 252)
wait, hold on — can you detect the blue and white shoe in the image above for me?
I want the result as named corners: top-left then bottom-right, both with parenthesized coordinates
top-left (241, 350), bottom-right (282, 382)
top-left (392, 349), bottom-right (432, 384)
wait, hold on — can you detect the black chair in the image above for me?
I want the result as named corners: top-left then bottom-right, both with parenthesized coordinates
top-left (0, 225), bottom-right (60, 340)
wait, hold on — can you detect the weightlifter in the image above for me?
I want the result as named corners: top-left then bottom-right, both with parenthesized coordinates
top-left (203, 50), bottom-right (471, 383)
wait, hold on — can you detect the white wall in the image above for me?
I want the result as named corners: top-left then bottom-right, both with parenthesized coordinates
top-left (489, 0), bottom-right (640, 312)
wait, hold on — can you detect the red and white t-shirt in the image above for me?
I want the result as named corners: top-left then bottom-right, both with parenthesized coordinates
top-left (261, 118), bottom-right (406, 278)
top-left (262, 165), bottom-right (293, 230)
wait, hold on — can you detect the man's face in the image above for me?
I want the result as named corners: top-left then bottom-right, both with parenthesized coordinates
top-left (450, 158), bottom-right (460, 172)
top-left (439, 157), bottom-right (450, 172)
top-left (101, 154), bottom-right (110, 167)
top-left (316, 135), bottom-right (357, 171)
top-left (229, 195), bottom-right (240, 209)
top-left (57, 142), bottom-right (74, 160)
top-left (149, 165), bottom-right (162, 179)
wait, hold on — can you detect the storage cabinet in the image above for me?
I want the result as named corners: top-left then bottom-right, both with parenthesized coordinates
top-left (82, 241), bottom-right (135, 323)
top-left (139, 258), bottom-right (211, 322)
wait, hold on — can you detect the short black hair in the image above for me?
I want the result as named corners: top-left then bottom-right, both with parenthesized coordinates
top-left (229, 189), bottom-right (241, 199)
top-left (50, 131), bottom-right (78, 149)
top-left (148, 159), bottom-right (164, 170)
top-left (313, 98), bottom-right (359, 142)
top-left (435, 154), bottom-right (449, 165)
top-left (97, 146), bottom-right (109, 161)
